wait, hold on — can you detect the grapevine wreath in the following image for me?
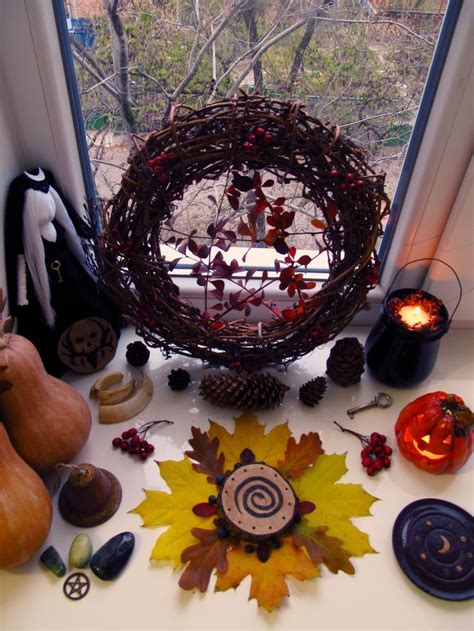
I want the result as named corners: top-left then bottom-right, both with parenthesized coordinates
top-left (96, 94), bottom-right (390, 369)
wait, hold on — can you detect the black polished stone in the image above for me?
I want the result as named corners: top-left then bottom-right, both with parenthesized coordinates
top-left (90, 532), bottom-right (135, 581)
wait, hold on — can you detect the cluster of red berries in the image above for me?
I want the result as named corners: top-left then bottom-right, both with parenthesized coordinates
top-left (334, 422), bottom-right (393, 477)
top-left (111, 420), bottom-right (173, 461)
top-left (242, 126), bottom-right (273, 156)
top-left (360, 432), bottom-right (393, 476)
top-left (148, 152), bottom-right (174, 183)
top-left (329, 168), bottom-right (365, 193)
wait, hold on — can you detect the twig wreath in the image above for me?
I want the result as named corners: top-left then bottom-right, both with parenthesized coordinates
top-left (96, 94), bottom-right (390, 370)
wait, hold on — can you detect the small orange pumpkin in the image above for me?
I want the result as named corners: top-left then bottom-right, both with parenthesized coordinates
top-left (395, 391), bottom-right (473, 474)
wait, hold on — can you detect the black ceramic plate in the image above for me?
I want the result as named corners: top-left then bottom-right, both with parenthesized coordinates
top-left (392, 498), bottom-right (473, 601)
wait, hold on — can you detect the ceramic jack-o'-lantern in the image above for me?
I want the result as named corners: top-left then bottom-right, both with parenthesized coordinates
top-left (395, 392), bottom-right (473, 474)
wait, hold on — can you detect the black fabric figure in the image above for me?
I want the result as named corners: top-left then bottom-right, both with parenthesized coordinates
top-left (4, 168), bottom-right (121, 376)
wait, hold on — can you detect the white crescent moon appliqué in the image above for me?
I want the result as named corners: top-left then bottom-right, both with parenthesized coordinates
top-left (437, 535), bottom-right (451, 554)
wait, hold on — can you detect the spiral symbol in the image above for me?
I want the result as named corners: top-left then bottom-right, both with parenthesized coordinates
top-left (235, 477), bottom-right (283, 518)
top-left (220, 463), bottom-right (297, 538)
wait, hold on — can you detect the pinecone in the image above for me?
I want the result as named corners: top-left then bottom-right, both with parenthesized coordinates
top-left (199, 373), bottom-right (289, 410)
top-left (168, 368), bottom-right (191, 391)
top-left (126, 341), bottom-right (150, 367)
top-left (326, 337), bottom-right (365, 386)
top-left (299, 377), bottom-right (327, 406)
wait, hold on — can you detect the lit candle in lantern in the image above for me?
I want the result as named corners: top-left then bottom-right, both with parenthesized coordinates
top-left (365, 288), bottom-right (451, 387)
top-left (365, 259), bottom-right (461, 388)
top-left (398, 304), bottom-right (431, 329)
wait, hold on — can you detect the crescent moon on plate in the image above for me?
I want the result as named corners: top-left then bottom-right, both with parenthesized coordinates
top-left (437, 535), bottom-right (451, 554)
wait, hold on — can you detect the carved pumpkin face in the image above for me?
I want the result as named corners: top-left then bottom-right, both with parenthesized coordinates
top-left (58, 318), bottom-right (117, 374)
top-left (395, 392), bottom-right (473, 474)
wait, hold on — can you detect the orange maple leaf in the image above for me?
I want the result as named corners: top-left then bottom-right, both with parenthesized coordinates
top-left (277, 432), bottom-right (324, 478)
top-left (215, 539), bottom-right (319, 612)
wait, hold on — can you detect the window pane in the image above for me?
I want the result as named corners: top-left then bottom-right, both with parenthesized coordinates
top-left (64, 0), bottom-right (448, 270)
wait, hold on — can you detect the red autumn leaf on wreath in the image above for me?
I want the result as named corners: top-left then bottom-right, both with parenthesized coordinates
top-left (210, 321), bottom-right (226, 331)
top-left (227, 194), bottom-right (240, 211)
top-left (311, 218), bottom-right (327, 231)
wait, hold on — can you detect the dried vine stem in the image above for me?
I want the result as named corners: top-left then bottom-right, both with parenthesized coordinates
top-left (94, 94), bottom-right (390, 370)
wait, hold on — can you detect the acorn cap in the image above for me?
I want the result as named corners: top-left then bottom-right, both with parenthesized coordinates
top-left (58, 464), bottom-right (122, 528)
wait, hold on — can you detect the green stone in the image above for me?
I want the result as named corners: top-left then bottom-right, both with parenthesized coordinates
top-left (69, 534), bottom-right (93, 568)
top-left (40, 546), bottom-right (66, 577)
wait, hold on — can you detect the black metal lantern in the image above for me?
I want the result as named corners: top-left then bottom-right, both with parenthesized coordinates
top-left (365, 260), bottom-right (462, 388)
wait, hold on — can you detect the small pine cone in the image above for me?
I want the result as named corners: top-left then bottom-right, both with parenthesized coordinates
top-left (199, 372), bottom-right (289, 411)
top-left (299, 377), bottom-right (327, 407)
top-left (168, 368), bottom-right (191, 391)
top-left (326, 337), bottom-right (365, 387)
top-left (126, 341), bottom-right (150, 367)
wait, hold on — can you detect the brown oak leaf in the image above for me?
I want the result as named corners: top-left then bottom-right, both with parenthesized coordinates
top-left (185, 426), bottom-right (225, 482)
top-left (179, 527), bottom-right (228, 592)
top-left (293, 523), bottom-right (355, 575)
top-left (277, 432), bottom-right (324, 478)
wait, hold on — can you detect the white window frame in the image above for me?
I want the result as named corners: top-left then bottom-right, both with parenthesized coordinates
top-left (0, 0), bottom-right (471, 325)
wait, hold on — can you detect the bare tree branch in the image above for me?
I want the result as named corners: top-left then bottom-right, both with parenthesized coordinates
top-left (312, 16), bottom-right (435, 46)
top-left (102, 0), bottom-right (136, 134)
top-left (286, 12), bottom-right (318, 93)
top-left (340, 105), bottom-right (418, 128)
top-left (170, 0), bottom-right (250, 104)
top-left (243, 1), bottom-right (263, 92)
top-left (72, 49), bottom-right (120, 100)
top-left (227, 17), bottom-right (309, 96)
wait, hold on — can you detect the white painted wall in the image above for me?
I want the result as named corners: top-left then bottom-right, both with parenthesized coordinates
top-left (0, 0), bottom-right (86, 312)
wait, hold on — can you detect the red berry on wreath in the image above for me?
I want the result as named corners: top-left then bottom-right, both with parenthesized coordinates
top-left (255, 126), bottom-right (266, 136)
top-left (243, 141), bottom-right (253, 151)
top-left (330, 168), bottom-right (340, 177)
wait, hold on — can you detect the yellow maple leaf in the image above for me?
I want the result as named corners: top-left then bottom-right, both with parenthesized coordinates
top-left (291, 453), bottom-right (377, 556)
top-left (208, 411), bottom-right (290, 470)
top-left (130, 456), bottom-right (215, 568)
top-left (215, 540), bottom-right (319, 612)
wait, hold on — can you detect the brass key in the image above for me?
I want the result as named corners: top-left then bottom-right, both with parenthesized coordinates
top-left (50, 260), bottom-right (63, 283)
top-left (347, 392), bottom-right (393, 419)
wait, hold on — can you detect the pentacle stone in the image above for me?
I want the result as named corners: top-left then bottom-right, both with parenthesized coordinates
top-left (219, 463), bottom-right (297, 540)
top-left (90, 532), bottom-right (135, 581)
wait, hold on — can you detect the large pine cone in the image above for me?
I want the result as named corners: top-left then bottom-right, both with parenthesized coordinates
top-left (199, 373), bottom-right (289, 410)
top-left (300, 377), bottom-right (327, 406)
top-left (326, 337), bottom-right (365, 387)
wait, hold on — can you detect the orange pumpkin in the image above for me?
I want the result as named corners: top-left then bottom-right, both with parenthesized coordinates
top-left (395, 391), bottom-right (473, 474)
top-left (0, 422), bottom-right (52, 568)
top-left (0, 315), bottom-right (91, 474)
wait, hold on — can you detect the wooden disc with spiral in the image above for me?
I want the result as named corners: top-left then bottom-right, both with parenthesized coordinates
top-left (219, 463), bottom-right (296, 540)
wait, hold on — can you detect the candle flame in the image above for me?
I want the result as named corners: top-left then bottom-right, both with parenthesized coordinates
top-left (399, 304), bottom-right (431, 328)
